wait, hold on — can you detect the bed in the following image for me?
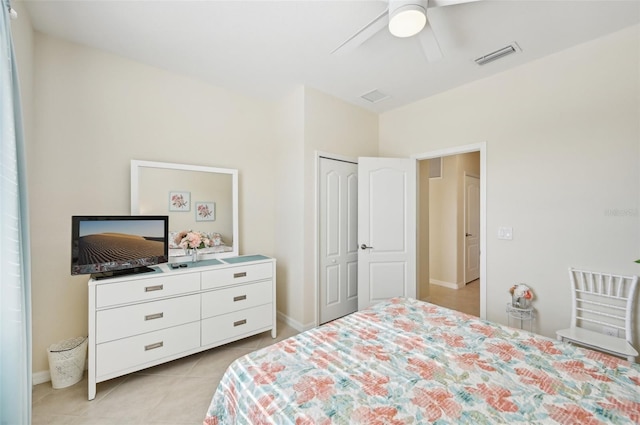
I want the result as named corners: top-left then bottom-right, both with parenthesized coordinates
top-left (203, 297), bottom-right (640, 424)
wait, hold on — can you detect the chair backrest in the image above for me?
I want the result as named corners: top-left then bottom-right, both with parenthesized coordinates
top-left (569, 268), bottom-right (639, 345)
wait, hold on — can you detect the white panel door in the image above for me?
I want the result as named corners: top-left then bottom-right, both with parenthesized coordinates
top-left (358, 157), bottom-right (416, 310)
top-left (464, 174), bottom-right (480, 283)
top-left (319, 158), bottom-right (358, 323)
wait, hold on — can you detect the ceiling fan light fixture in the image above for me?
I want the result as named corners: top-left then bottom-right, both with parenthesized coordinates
top-left (388, 4), bottom-right (426, 38)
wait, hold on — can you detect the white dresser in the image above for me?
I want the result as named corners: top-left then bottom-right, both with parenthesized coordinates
top-left (87, 255), bottom-right (275, 400)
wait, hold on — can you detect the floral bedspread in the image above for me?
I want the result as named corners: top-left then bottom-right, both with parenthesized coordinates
top-left (204, 297), bottom-right (640, 424)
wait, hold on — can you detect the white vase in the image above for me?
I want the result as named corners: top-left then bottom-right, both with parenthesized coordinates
top-left (512, 295), bottom-right (530, 309)
top-left (184, 248), bottom-right (198, 263)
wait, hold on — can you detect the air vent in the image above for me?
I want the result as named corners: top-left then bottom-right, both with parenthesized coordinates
top-left (361, 89), bottom-right (390, 103)
top-left (475, 43), bottom-right (520, 66)
top-left (428, 157), bottom-right (442, 179)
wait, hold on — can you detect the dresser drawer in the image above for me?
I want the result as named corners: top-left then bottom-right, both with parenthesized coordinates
top-left (96, 273), bottom-right (200, 308)
top-left (202, 303), bottom-right (272, 346)
top-left (96, 321), bottom-right (200, 378)
top-left (202, 281), bottom-right (272, 319)
top-left (96, 294), bottom-right (200, 343)
top-left (201, 262), bottom-right (272, 290)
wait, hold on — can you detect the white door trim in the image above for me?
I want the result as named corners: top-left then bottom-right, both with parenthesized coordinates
top-left (412, 142), bottom-right (487, 320)
top-left (314, 151), bottom-right (358, 327)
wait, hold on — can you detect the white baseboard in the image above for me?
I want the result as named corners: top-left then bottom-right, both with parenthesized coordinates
top-left (277, 310), bottom-right (315, 332)
top-left (430, 279), bottom-right (463, 290)
top-left (32, 370), bottom-right (51, 386)
top-left (301, 321), bottom-right (316, 332)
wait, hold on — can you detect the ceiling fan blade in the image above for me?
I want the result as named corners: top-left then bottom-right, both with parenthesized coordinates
top-left (331, 9), bottom-right (389, 55)
top-left (429, 0), bottom-right (480, 7)
top-left (417, 18), bottom-right (443, 62)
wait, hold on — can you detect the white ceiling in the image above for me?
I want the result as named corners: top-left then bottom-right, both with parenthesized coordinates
top-left (21, 0), bottom-right (640, 113)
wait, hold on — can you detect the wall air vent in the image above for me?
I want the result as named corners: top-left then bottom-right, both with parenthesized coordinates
top-left (361, 89), bottom-right (390, 103)
top-left (475, 43), bottom-right (520, 66)
top-left (428, 157), bottom-right (442, 179)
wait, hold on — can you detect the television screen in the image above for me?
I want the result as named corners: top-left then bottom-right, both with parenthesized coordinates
top-left (71, 215), bottom-right (169, 279)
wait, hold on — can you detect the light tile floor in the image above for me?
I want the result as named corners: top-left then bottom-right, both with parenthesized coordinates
top-left (32, 321), bottom-right (299, 425)
top-left (423, 279), bottom-right (480, 317)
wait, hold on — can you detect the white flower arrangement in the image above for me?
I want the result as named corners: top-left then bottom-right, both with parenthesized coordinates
top-left (509, 284), bottom-right (534, 308)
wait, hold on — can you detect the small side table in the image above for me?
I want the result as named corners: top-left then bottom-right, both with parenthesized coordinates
top-left (506, 303), bottom-right (535, 331)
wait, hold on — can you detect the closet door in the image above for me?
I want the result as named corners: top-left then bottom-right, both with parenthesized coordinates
top-left (319, 157), bottom-right (358, 324)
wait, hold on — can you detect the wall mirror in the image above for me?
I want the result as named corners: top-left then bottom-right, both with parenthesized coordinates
top-left (131, 160), bottom-right (239, 261)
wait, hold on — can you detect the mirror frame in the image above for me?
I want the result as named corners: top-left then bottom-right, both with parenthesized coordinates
top-left (131, 160), bottom-right (239, 260)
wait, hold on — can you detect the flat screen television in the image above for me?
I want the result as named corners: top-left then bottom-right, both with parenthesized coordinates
top-left (71, 215), bottom-right (169, 280)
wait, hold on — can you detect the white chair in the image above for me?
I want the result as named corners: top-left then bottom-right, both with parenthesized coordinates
top-left (556, 267), bottom-right (639, 363)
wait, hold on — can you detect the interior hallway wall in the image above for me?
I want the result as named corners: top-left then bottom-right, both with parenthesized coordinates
top-left (428, 152), bottom-right (480, 289)
top-left (417, 159), bottom-right (430, 300)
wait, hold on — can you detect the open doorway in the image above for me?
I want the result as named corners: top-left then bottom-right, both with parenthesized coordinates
top-left (417, 150), bottom-right (482, 317)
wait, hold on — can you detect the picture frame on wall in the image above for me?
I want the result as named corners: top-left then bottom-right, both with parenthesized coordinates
top-left (169, 191), bottom-right (190, 212)
top-left (196, 202), bottom-right (215, 221)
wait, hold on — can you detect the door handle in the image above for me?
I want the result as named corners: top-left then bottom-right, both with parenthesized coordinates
top-left (360, 244), bottom-right (374, 250)
top-left (465, 233), bottom-right (473, 237)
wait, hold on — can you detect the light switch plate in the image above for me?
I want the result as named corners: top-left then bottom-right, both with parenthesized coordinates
top-left (498, 226), bottom-right (513, 240)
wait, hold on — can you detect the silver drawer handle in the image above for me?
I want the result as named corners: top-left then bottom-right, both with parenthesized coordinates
top-left (233, 295), bottom-right (247, 302)
top-left (144, 284), bottom-right (163, 292)
top-left (233, 272), bottom-right (247, 278)
top-left (234, 319), bottom-right (247, 327)
top-left (144, 341), bottom-right (163, 351)
top-left (144, 312), bottom-right (164, 321)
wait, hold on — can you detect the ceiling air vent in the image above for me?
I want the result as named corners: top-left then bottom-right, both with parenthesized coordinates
top-left (475, 43), bottom-right (520, 66)
top-left (361, 89), bottom-right (390, 103)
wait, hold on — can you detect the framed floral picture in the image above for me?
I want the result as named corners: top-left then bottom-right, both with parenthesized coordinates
top-left (169, 191), bottom-right (190, 212)
top-left (196, 202), bottom-right (215, 221)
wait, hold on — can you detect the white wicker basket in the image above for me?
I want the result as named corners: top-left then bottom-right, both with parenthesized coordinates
top-left (47, 336), bottom-right (88, 389)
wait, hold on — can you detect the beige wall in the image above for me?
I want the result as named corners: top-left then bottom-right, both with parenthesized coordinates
top-left (27, 34), bottom-right (278, 375)
top-left (273, 86), bottom-right (305, 327)
top-left (270, 87), bottom-right (379, 330)
top-left (302, 88), bottom-right (378, 327)
top-left (381, 25), bottom-right (640, 346)
top-left (18, 29), bottom-right (377, 375)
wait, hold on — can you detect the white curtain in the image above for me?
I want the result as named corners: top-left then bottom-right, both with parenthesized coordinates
top-left (0, 0), bottom-right (32, 424)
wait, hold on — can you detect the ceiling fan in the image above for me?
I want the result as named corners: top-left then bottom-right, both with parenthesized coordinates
top-left (331, 0), bottom-right (479, 62)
